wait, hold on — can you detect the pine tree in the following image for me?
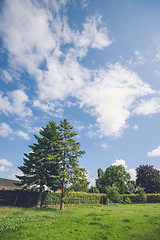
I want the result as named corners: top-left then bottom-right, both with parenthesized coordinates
top-left (16, 121), bottom-right (61, 207)
top-left (58, 119), bottom-right (85, 211)
top-left (16, 119), bottom-right (86, 209)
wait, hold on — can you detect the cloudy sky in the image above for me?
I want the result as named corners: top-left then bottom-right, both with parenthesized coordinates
top-left (0, 0), bottom-right (160, 183)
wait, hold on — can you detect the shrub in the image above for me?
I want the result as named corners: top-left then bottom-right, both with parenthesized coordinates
top-left (105, 186), bottom-right (123, 203)
top-left (123, 197), bottom-right (132, 204)
top-left (136, 187), bottom-right (147, 203)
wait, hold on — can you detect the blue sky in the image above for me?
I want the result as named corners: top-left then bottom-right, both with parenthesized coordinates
top-left (0, 0), bottom-right (160, 184)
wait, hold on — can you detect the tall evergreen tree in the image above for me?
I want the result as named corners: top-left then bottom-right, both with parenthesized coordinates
top-left (16, 121), bottom-right (61, 207)
top-left (57, 119), bottom-right (85, 211)
top-left (16, 119), bottom-right (86, 209)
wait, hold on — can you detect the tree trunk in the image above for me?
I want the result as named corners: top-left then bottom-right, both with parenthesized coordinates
top-left (60, 178), bottom-right (65, 211)
top-left (37, 188), bottom-right (43, 208)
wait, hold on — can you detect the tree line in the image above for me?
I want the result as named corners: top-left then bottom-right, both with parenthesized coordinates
top-left (94, 164), bottom-right (160, 195)
top-left (16, 119), bottom-right (160, 210)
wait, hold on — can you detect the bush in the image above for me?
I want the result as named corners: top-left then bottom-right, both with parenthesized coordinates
top-left (136, 187), bottom-right (147, 203)
top-left (123, 197), bottom-right (132, 204)
top-left (105, 186), bottom-right (123, 203)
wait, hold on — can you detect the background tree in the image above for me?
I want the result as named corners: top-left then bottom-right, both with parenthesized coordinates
top-left (57, 119), bottom-right (85, 210)
top-left (136, 165), bottom-right (160, 193)
top-left (68, 167), bottom-right (89, 192)
top-left (96, 165), bottom-right (131, 194)
top-left (89, 186), bottom-right (100, 193)
top-left (96, 168), bottom-right (105, 193)
top-left (16, 121), bottom-right (61, 207)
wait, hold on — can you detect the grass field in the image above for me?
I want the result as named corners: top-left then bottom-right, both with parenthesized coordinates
top-left (0, 204), bottom-right (160, 240)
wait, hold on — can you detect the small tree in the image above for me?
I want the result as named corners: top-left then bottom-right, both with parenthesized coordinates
top-left (16, 121), bottom-right (61, 207)
top-left (57, 119), bottom-right (85, 210)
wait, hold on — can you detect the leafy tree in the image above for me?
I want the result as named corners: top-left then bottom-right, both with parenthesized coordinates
top-left (136, 165), bottom-right (160, 193)
top-left (96, 165), bottom-right (131, 194)
top-left (89, 186), bottom-right (99, 193)
top-left (96, 168), bottom-right (105, 193)
top-left (57, 119), bottom-right (85, 210)
top-left (126, 180), bottom-right (136, 194)
top-left (16, 121), bottom-right (61, 207)
top-left (68, 167), bottom-right (89, 192)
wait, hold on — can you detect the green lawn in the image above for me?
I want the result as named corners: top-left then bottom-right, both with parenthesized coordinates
top-left (0, 204), bottom-right (160, 240)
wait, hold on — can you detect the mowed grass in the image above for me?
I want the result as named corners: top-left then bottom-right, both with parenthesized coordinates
top-left (0, 204), bottom-right (160, 240)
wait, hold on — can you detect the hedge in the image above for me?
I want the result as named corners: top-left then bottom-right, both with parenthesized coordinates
top-left (42, 192), bottom-right (107, 206)
top-left (0, 190), bottom-right (160, 207)
top-left (0, 190), bottom-right (39, 207)
top-left (43, 192), bottom-right (160, 206)
top-left (123, 194), bottom-right (160, 204)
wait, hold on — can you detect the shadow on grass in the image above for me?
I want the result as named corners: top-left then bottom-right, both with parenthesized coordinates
top-left (35, 207), bottom-right (60, 212)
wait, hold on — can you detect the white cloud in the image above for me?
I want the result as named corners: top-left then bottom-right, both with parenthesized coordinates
top-left (2, 70), bottom-right (12, 83)
top-left (147, 146), bottom-right (160, 157)
top-left (100, 143), bottom-right (110, 149)
top-left (33, 99), bottom-right (64, 118)
top-left (8, 168), bottom-right (23, 180)
top-left (75, 15), bottom-right (112, 50)
top-left (0, 0), bottom-right (157, 138)
top-left (134, 97), bottom-right (160, 115)
top-left (112, 159), bottom-right (128, 169)
top-left (45, 0), bottom-right (69, 13)
top-left (111, 159), bottom-right (136, 181)
top-left (0, 122), bottom-right (30, 140)
top-left (81, 0), bottom-right (89, 8)
top-left (78, 63), bottom-right (154, 137)
top-left (0, 0), bottom-right (56, 72)
top-left (0, 122), bottom-right (13, 137)
top-left (133, 124), bottom-right (139, 130)
top-left (128, 168), bottom-right (136, 181)
top-left (0, 166), bottom-right (9, 172)
top-left (0, 90), bottom-right (32, 118)
top-left (0, 158), bottom-right (13, 167)
top-left (87, 171), bottom-right (96, 187)
top-left (16, 131), bottom-right (30, 140)
top-left (72, 121), bottom-right (85, 132)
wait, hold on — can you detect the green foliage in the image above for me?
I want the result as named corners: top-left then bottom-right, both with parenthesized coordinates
top-left (123, 196), bottom-right (132, 204)
top-left (42, 191), bottom-right (106, 205)
top-left (57, 119), bottom-right (86, 210)
top-left (136, 187), bottom-right (147, 203)
top-left (89, 186), bottom-right (100, 193)
top-left (42, 192), bottom-right (61, 206)
top-left (96, 165), bottom-right (131, 194)
top-left (105, 185), bottom-right (123, 203)
top-left (136, 165), bottom-right (160, 193)
top-left (16, 119), bottom-right (86, 210)
top-left (68, 168), bottom-right (89, 192)
top-left (16, 121), bottom-right (61, 206)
